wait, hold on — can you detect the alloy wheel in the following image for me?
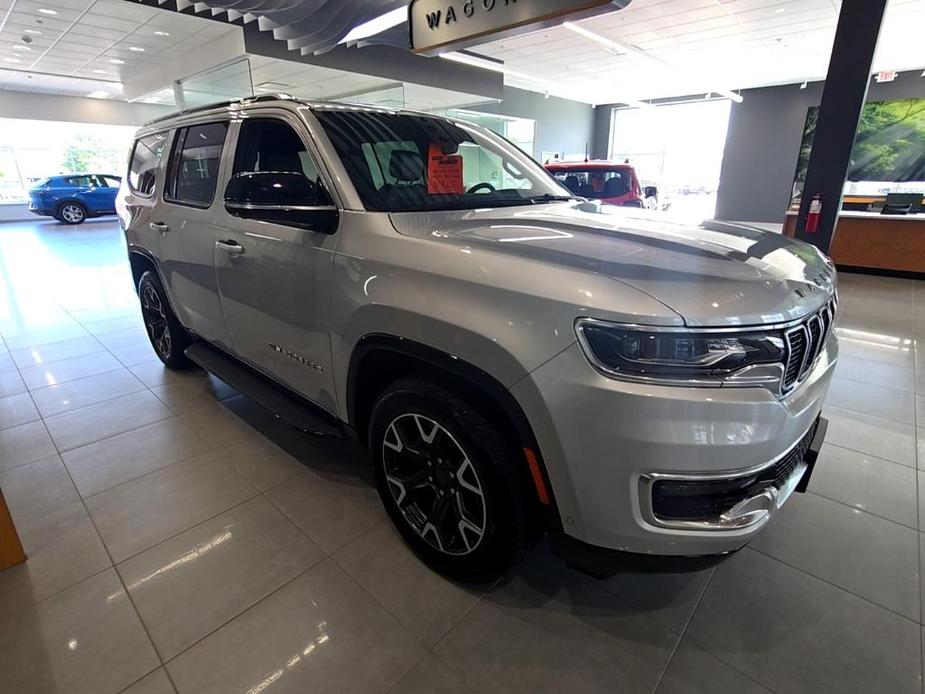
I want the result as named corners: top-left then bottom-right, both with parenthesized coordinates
top-left (382, 413), bottom-right (487, 556)
top-left (141, 284), bottom-right (172, 358)
top-left (61, 204), bottom-right (84, 223)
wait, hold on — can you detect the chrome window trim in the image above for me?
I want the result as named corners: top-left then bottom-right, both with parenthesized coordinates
top-left (224, 202), bottom-right (338, 212)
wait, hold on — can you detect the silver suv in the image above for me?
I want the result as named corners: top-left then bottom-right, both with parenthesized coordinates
top-left (117, 96), bottom-right (837, 579)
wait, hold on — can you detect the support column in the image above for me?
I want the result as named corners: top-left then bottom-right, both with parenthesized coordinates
top-left (794, 0), bottom-right (887, 251)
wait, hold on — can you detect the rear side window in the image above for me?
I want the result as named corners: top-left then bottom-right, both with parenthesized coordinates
top-left (66, 175), bottom-right (94, 187)
top-left (166, 122), bottom-right (229, 207)
top-left (129, 133), bottom-right (167, 196)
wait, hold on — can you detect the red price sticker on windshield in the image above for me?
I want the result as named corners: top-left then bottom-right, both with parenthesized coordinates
top-left (427, 143), bottom-right (464, 194)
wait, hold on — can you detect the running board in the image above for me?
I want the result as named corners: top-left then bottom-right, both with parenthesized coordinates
top-left (184, 342), bottom-right (344, 438)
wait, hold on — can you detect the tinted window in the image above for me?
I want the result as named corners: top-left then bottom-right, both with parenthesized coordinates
top-left (166, 122), bottom-right (228, 206)
top-left (66, 175), bottom-right (95, 187)
top-left (551, 168), bottom-right (632, 199)
top-left (314, 111), bottom-right (568, 212)
top-left (129, 133), bottom-right (167, 196)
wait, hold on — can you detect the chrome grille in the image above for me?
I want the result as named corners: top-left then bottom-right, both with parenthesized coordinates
top-left (782, 292), bottom-right (837, 392)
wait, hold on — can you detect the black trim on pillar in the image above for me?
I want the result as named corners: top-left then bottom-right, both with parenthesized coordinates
top-left (794, 0), bottom-right (888, 252)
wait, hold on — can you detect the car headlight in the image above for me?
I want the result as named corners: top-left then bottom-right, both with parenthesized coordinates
top-left (575, 318), bottom-right (786, 387)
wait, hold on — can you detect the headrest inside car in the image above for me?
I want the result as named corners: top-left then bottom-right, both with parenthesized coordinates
top-left (390, 150), bottom-right (424, 182)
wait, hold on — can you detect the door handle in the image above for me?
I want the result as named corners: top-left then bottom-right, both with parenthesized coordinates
top-left (216, 239), bottom-right (245, 256)
top-left (149, 222), bottom-right (169, 234)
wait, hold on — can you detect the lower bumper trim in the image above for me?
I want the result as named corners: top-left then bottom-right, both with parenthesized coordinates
top-left (548, 533), bottom-right (739, 578)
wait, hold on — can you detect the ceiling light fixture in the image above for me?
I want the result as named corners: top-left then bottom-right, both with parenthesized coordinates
top-left (774, 7), bottom-right (786, 13)
top-left (153, 30), bottom-right (170, 36)
top-left (24, 28), bottom-right (42, 34)
top-left (86, 91), bottom-right (109, 99)
top-left (37, 7), bottom-right (57, 14)
top-left (562, 21), bottom-right (744, 103)
top-left (338, 6), bottom-right (406, 44)
top-left (109, 58), bottom-right (125, 64)
top-left (12, 45), bottom-right (32, 51)
top-left (800, 81), bottom-right (808, 89)
top-left (128, 46), bottom-right (145, 52)
top-left (4, 57), bottom-right (21, 63)
top-left (91, 69), bottom-right (108, 74)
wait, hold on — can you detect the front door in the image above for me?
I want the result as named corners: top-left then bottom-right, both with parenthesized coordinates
top-left (154, 121), bottom-right (232, 347)
top-left (213, 115), bottom-right (339, 411)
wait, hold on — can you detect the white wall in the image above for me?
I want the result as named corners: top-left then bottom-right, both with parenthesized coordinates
top-left (0, 92), bottom-right (170, 126)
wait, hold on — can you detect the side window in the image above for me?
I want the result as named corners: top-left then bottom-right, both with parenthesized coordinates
top-left (166, 122), bottom-right (228, 207)
top-left (100, 175), bottom-right (121, 188)
top-left (230, 118), bottom-right (330, 205)
top-left (66, 175), bottom-right (93, 187)
top-left (129, 133), bottom-right (167, 196)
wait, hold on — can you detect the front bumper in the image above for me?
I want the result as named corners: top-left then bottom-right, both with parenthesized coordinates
top-left (512, 332), bottom-right (836, 558)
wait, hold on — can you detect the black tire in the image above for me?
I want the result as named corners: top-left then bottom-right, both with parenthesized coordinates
top-left (137, 270), bottom-right (193, 369)
top-left (369, 377), bottom-right (531, 581)
top-left (57, 202), bottom-right (86, 225)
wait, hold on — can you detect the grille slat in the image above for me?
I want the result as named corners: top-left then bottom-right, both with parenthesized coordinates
top-left (782, 293), bottom-right (837, 392)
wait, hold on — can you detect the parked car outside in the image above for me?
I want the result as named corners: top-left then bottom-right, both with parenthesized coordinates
top-left (545, 160), bottom-right (652, 208)
top-left (28, 173), bottom-right (122, 224)
top-left (118, 97), bottom-right (837, 580)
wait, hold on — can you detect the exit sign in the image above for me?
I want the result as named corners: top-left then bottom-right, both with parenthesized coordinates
top-left (875, 70), bottom-right (897, 83)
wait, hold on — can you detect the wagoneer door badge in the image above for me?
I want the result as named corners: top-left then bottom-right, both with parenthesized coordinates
top-left (268, 343), bottom-right (323, 374)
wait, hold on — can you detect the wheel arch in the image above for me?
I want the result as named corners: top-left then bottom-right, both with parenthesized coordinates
top-left (55, 198), bottom-right (86, 214)
top-left (346, 334), bottom-right (560, 524)
top-left (127, 246), bottom-right (185, 330)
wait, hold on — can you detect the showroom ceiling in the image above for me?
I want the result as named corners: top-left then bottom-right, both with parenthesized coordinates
top-left (467, 0), bottom-right (925, 103)
top-left (0, 0), bottom-right (923, 106)
top-left (0, 0), bottom-right (235, 92)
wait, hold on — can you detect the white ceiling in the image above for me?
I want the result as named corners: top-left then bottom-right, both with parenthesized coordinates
top-left (1, 0), bottom-right (922, 107)
top-left (0, 0), bottom-right (236, 95)
top-left (469, 0), bottom-right (925, 104)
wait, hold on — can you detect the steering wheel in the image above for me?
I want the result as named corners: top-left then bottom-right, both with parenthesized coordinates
top-left (466, 182), bottom-right (496, 194)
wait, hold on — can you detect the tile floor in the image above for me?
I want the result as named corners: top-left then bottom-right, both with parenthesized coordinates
top-left (0, 217), bottom-right (923, 693)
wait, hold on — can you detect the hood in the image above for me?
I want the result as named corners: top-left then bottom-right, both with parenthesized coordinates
top-left (389, 203), bottom-right (836, 328)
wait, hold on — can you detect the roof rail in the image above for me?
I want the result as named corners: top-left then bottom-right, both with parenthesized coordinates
top-left (142, 93), bottom-right (296, 127)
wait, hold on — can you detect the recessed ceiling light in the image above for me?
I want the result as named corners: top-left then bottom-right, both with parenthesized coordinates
top-left (91, 69), bottom-right (108, 74)
top-left (12, 45), bottom-right (32, 51)
top-left (37, 8), bottom-right (57, 14)
top-left (128, 46), bottom-right (145, 52)
top-left (24, 28), bottom-right (42, 35)
top-left (153, 30), bottom-right (170, 36)
top-left (774, 7), bottom-right (786, 13)
top-left (109, 58), bottom-right (125, 64)
top-left (3, 57), bottom-right (21, 63)
top-left (86, 90), bottom-right (109, 99)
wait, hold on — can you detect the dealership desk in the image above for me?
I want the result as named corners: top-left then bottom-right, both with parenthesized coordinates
top-left (783, 210), bottom-right (925, 274)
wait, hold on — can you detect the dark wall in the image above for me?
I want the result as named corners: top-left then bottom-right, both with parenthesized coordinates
top-left (715, 71), bottom-right (925, 222)
top-left (591, 104), bottom-right (613, 159)
top-left (477, 86), bottom-right (595, 160)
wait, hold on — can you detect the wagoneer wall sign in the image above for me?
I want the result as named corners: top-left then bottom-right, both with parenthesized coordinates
top-left (409, 0), bottom-right (632, 55)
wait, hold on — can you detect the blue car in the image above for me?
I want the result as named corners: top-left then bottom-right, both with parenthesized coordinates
top-left (28, 173), bottom-right (122, 225)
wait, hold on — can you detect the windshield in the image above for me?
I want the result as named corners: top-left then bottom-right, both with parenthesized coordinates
top-left (314, 110), bottom-right (572, 212)
top-left (550, 168), bottom-right (634, 199)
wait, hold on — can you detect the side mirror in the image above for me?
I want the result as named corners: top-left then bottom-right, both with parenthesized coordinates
top-left (224, 171), bottom-right (338, 233)
top-left (644, 185), bottom-right (658, 198)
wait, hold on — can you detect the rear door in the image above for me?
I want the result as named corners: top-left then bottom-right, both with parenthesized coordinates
top-left (153, 121), bottom-right (232, 347)
top-left (81, 175), bottom-right (118, 213)
top-left (212, 113), bottom-right (339, 409)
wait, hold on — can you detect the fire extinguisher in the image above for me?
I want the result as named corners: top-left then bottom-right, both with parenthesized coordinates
top-left (806, 194), bottom-right (822, 233)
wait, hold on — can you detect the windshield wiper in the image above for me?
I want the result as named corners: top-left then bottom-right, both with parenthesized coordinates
top-left (524, 194), bottom-right (581, 204)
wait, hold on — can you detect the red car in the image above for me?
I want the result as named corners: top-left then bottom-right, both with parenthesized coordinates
top-left (545, 161), bottom-right (651, 207)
